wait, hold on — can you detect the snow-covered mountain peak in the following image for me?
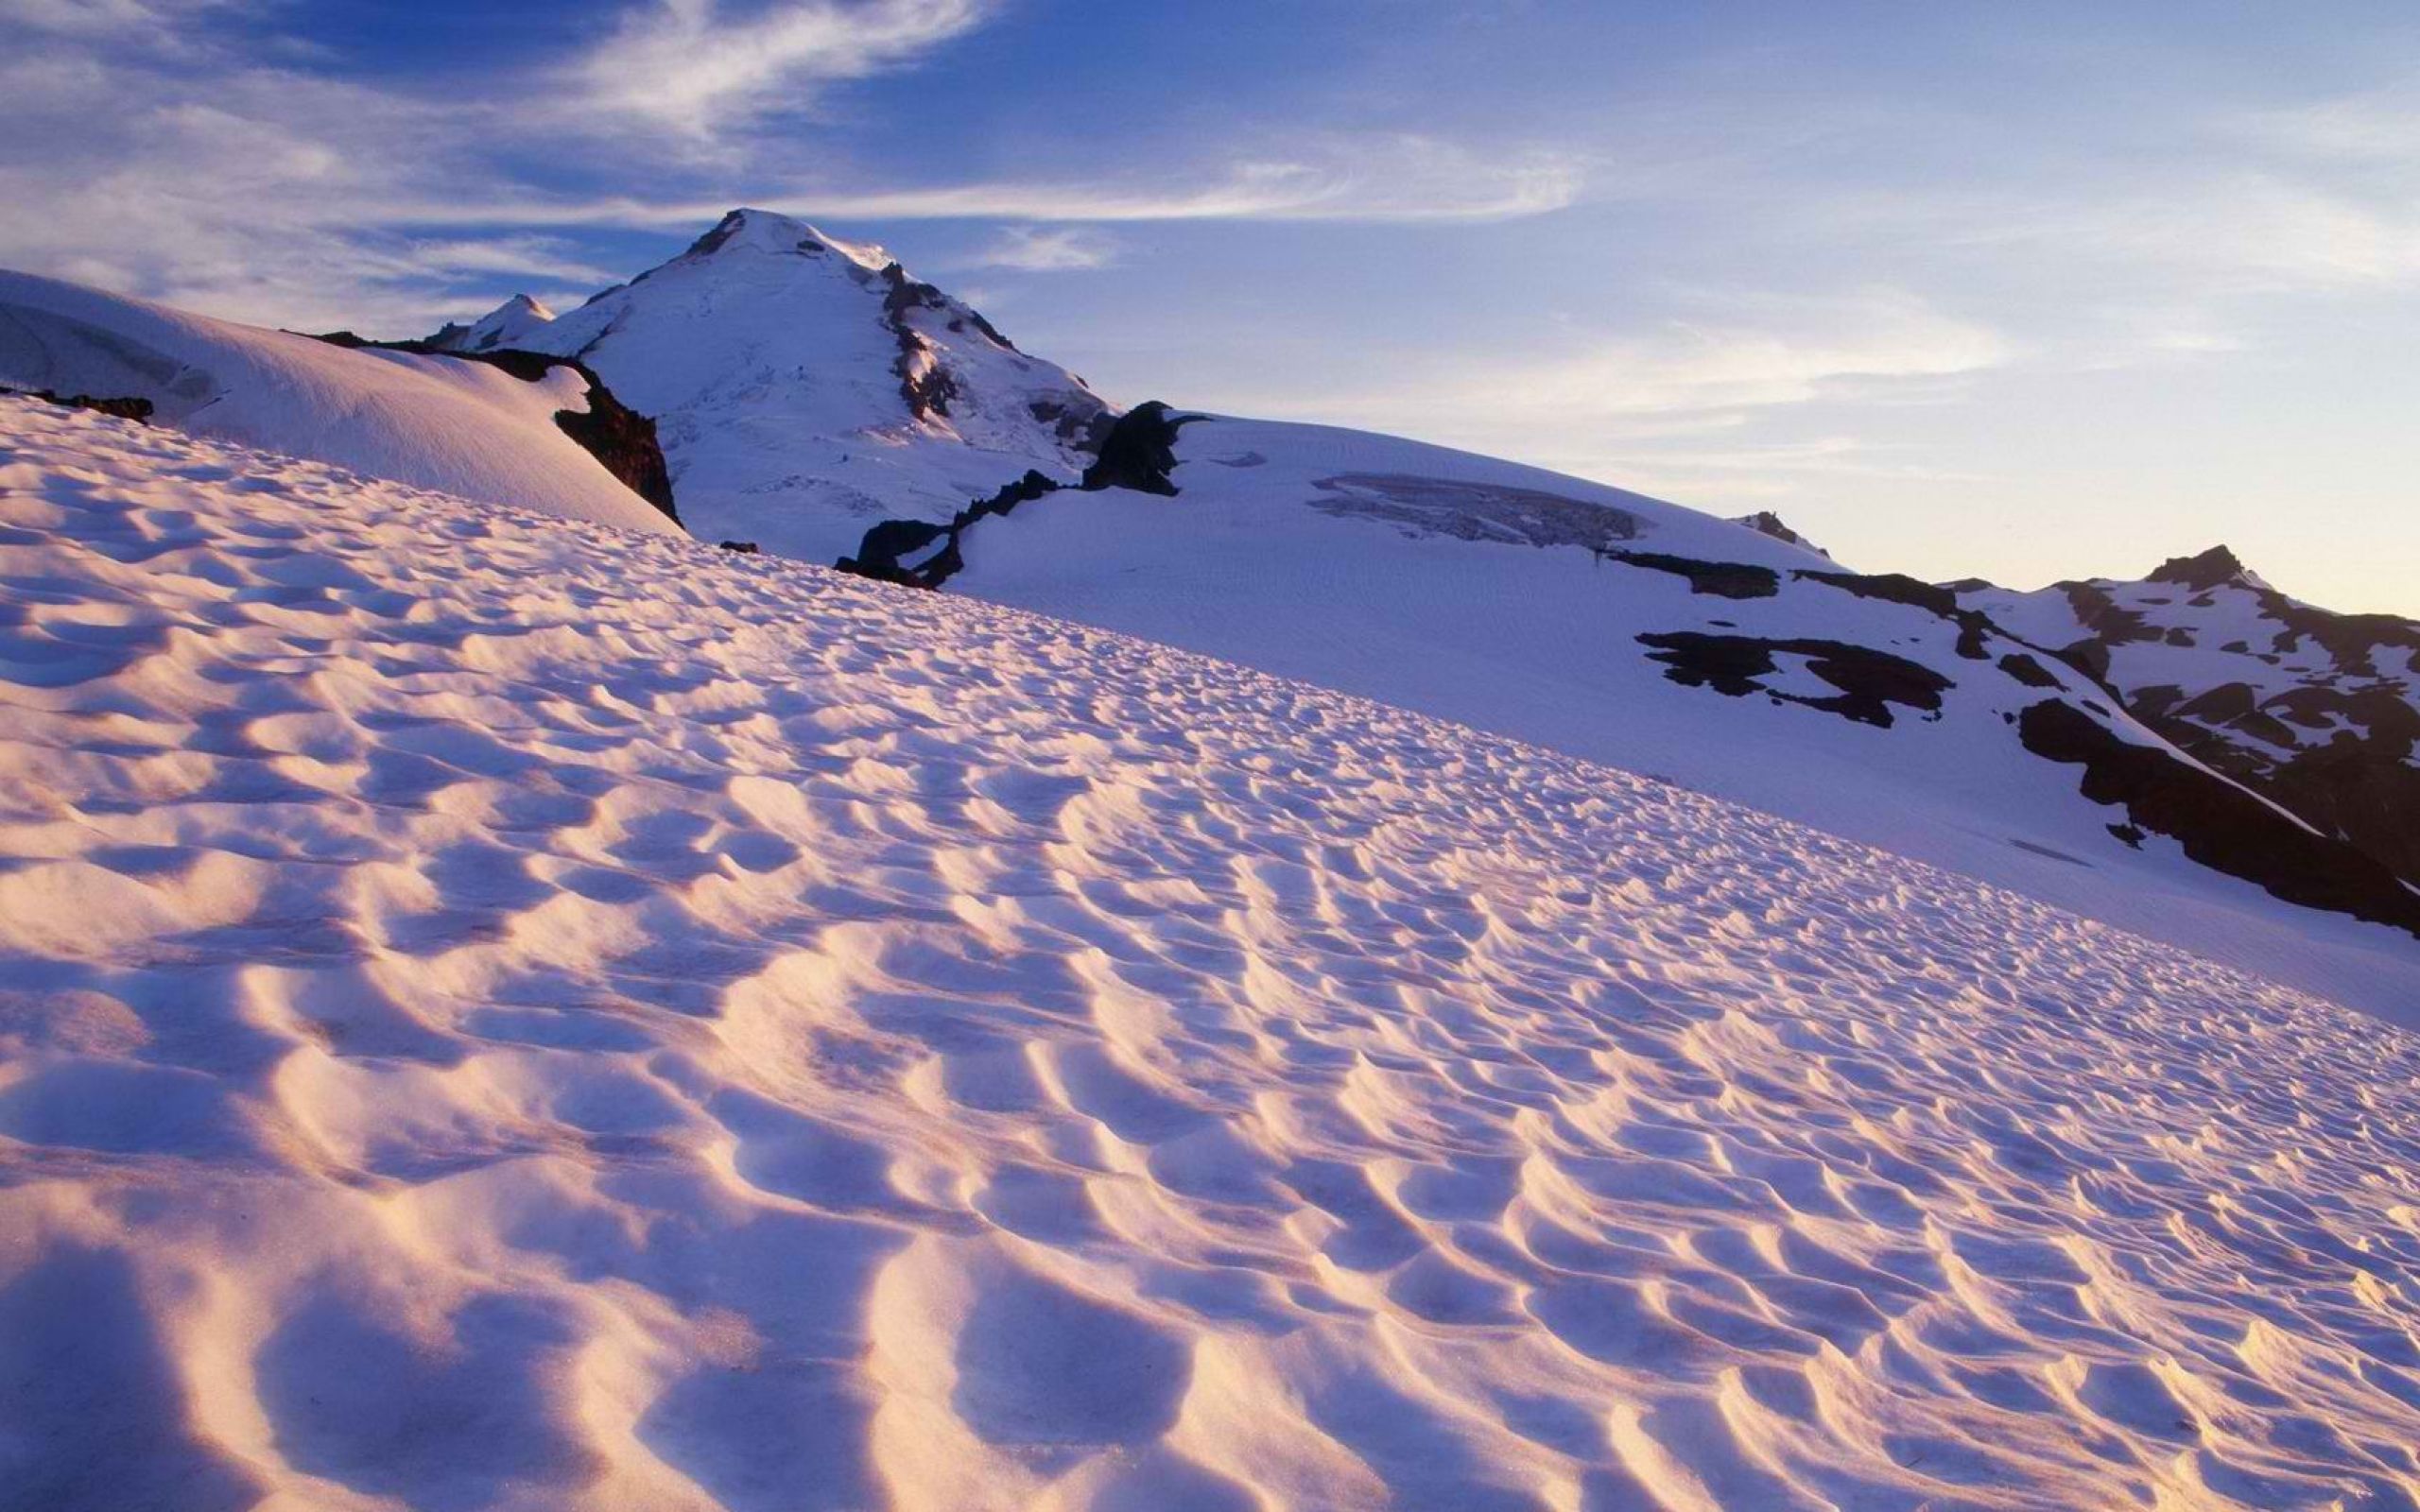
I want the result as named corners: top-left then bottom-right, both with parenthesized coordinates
top-left (429, 291), bottom-right (560, 354)
top-left (678, 206), bottom-right (893, 274)
top-left (498, 211), bottom-right (1114, 560)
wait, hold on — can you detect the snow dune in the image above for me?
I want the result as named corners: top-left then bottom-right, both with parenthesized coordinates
top-left (6, 394), bottom-right (2420, 1510)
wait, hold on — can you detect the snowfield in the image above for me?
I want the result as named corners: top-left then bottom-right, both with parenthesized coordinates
top-left (0, 271), bottom-right (679, 538)
top-left (8, 394), bottom-right (2420, 1512)
top-left (924, 412), bottom-right (2420, 1020)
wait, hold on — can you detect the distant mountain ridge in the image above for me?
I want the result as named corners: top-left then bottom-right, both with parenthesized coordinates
top-left (1959, 546), bottom-right (2420, 888)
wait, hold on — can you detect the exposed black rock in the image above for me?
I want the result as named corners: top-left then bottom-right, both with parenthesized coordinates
top-left (1610, 553), bottom-right (1781, 599)
top-left (682, 211), bottom-right (750, 260)
top-left (836, 470), bottom-right (1063, 589)
top-left (1730, 510), bottom-right (1828, 557)
top-left (2146, 544), bottom-right (2250, 592)
top-left (718, 541), bottom-right (761, 554)
top-left (2054, 637), bottom-right (2115, 685)
top-left (1028, 398), bottom-right (1098, 447)
top-left (1081, 402), bottom-right (1198, 495)
top-left (548, 373), bottom-right (677, 524)
top-left (306, 332), bottom-right (679, 527)
top-left (1792, 568), bottom-right (1995, 660)
top-left (1794, 568), bottom-right (1959, 618)
top-left (1997, 652), bottom-right (2062, 689)
top-left (837, 404), bottom-right (1193, 590)
top-left (2016, 698), bottom-right (2420, 938)
top-left (879, 263), bottom-right (972, 422)
top-left (1636, 632), bottom-right (1952, 728)
top-left (2, 387), bottom-right (154, 424)
top-left (2057, 581), bottom-right (2159, 645)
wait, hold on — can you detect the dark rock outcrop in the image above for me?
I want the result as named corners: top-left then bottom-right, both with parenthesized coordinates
top-left (1731, 510), bottom-right (1828, 557)
top-left (1977, 549), bottom-right (2420, 888)
top-left (1609, 553), bottom-right (1781, 599)
top-left (1081, 402), bottom-right (1198, 495)
top-left (879, 264), bottom-right (963, 422)
top-left (1792, 569), bottom-right (1996, 660)
top-left (838, 403), bottom-right (1206, 589)
top-left (1636, 632), bottom-right (1952, 728)
top-left (1996, 652), bottom-right (2062, 688)
top-left (2017, 698), bottom-right (2420, 938)
top-left (3, 386), bottom-right (153, 423)
top-left (837, 470), bottom-right (1063, 589)
top-left (2146, 544), bottom-right (2251, 592)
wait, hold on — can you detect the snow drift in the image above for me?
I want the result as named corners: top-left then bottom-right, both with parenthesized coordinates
top-left (0, 270), bottom-right (679, 537)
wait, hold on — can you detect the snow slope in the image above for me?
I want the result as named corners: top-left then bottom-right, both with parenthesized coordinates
top-left (472, 209), bottom-right (1111, 559)
top-left (10, 395), bottom-right (2420, 1510)
top-left (890, 412), bottom-right (2420, 1017)
top-left (0, 270), bottom-right (678, 537)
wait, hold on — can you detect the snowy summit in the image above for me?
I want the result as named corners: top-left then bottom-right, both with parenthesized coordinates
top-left (444, 209), bottom-right (1114, 561)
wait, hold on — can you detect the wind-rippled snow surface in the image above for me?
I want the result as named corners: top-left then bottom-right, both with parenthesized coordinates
top-left (5, 395), bottom-right (2420, 1512)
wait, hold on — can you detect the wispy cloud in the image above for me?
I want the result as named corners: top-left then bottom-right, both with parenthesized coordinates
top-left (1915, 177), bottom-right (2420, 297)
top-left (0, 0), bottom-right (237, 45)
top-left (0, 0), bottom-right (1582, 332)
top-left (784, 141), bottom-right (1586, 223)
top-left (2237, 81), bottom-right (2420, 164)
top-left (1289, 290), bottom-right (2009, 433)
top-left (569, 0), bottom-right (992, 139)
top-left (1186, 289), bottom-right (2011, 521)
top-left (395, 237), bottom-right (624, 285)
top-left (1500, 296), bottom-right (2009, 418)
top-left (963, 225), bottom-right (1120, 272)
top-left (417, 138), bottom-right (1588, 229)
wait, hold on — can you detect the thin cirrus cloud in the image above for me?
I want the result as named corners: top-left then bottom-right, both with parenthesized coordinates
top-left (962, 226), bottom-right (1121, 273)
top-left (1289, 291), bottom-right (2013, 433)
top-left (427, 139), bottom-right (1590, 230)
top-left (0, 0), bottom-right (1584, 330)
top-left (569, 0), bottom-right (994, 138)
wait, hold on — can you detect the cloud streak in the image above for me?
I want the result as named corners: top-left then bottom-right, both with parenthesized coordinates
top-left (0, 5), bottom-right (1584, 331)
top-left (1285, 290), bottom-right (2010, 434)
top-left (570, 0), bottom-right (992, 139)
top-left (962, 226), bottom-right (1120, 272)
top-left (413, 138), bottom-right (1588, 230)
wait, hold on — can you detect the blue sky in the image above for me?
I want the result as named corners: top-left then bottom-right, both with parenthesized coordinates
top-left (6, 1), bottom-right (2418, 610)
